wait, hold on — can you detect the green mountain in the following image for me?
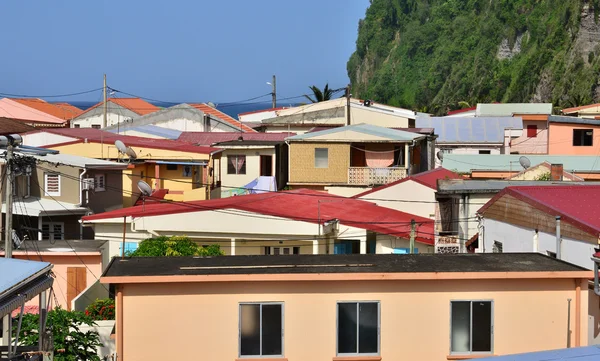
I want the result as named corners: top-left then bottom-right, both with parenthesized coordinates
top-left (347, 0), bottom-right (600, 114)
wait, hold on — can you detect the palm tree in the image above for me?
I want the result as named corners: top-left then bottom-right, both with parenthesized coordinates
top-left (304, 83), bottom-right (335, 103)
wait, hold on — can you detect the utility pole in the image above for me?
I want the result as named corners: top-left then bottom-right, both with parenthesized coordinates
top-left (409, 219), bottom-right (416, 254)
top-left (101, 74), bottom-right (107, 159)
top-left (346, 84), bottom-right (351, 126)
top-left (271, 75), bottom-right (277, 109)
top-left (4, 143), bottom-right (13, 259)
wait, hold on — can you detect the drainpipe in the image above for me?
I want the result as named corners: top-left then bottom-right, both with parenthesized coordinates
top-left (407, 140), bottom-right (415, 176)
top-left (78, 169), bottom-right (87, 206)
top-left (556, 216), bottom-right (561, 260)
top-left (285, 140), bottom-right (291, 186)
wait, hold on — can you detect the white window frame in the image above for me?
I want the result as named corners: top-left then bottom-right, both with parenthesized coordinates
top-left (315, 148), bottom-right (329, 168)
top-left (238, 302), bottom-right (284, 358)
top-left (41, 222), bottom-right (64, 241)
top-left (449, 300), bottom-right (494, 356)
top-left (336, 301), bottom-right (380, 357)
top-left (94, 174), bottom-right (106, 192)
top-left (44, 173), bottom-right (61, 197)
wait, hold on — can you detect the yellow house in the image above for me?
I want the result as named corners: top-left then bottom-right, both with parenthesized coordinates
top-left (21, 128), bottom-right (223, 207)
top-left (101, 253), bottom-right (591, 361)
top-left (286, 123), bottom-right (434, 196)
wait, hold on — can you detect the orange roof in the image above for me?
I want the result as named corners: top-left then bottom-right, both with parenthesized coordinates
top-left (11, 98), bottom-right (83, 120)
top-left (562, 103), bottom-right (600, 114)
top-left (189, 103), bottom-right (256, 132)
top-left (77, 98), bottom-right (160, 118)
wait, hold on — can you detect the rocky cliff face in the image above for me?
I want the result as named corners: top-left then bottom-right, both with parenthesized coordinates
top-left (347, 0), bottom-right (600, 114)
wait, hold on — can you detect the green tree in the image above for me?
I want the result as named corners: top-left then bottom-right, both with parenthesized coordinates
top-left (14, 308), bottom-right (102, 361)
top-left (304, 83), bottom-right (335, 103)
top-left (128, 235), bottom-right (224, 257)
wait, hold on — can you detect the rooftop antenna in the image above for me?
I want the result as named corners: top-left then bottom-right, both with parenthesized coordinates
top-left (519, 156), bottom-right (531, 169)
top-left (115, 140), bottom-right (127, 162)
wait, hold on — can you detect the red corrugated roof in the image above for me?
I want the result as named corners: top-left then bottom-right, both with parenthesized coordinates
top-left (353, 168), bottom-right (461, 198)
top-left (83, 189), bottom-right (435, 244)
top-left (478, 185), bottom-right (600, 236)
top-left (177, 132), bottom-right (294, 145)
top-left (0, 117), bottom-right (36, 135)
top-left (189, 103), bottom-right (256, 132)
top-left (11, 98), bottom-right (83, 120)
top-left (447, 106), bottom-right (476, 115)
top-left (77, 98), bottom-right (160, 117)
top-left (29, 128), bottom-right (220, 154)
top-left (134, 189), bottom-right (169, 206)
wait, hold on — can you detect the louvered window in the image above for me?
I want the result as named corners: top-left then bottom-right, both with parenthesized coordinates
top-left (44, 173), bottom-right (60, 196)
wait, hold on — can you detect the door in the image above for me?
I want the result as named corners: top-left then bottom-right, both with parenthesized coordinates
top-left (66, 267), bottom-right (87, 311)
top-left (260, 155), bottom-right (273, 176)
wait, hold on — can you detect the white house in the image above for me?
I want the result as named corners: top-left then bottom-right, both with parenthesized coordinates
top-left (353, 167), bottom-right (460, 219)
top-left (477, 185), bottom-right (600, 269)
top-left (71, 98), bottom-right (160, 129)
top-left (82, 189), bottom-right (436, 259)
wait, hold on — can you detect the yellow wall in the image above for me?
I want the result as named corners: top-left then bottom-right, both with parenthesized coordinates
top-left (50, 142), bottom-right (210, 162)
top-left (120, 278), bottom-right (587, 361)
top-left (289, 143), bottom-right (349, 184)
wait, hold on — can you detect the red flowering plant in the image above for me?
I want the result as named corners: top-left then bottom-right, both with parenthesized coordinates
top-left (85, 298), bottom-right (115, 321)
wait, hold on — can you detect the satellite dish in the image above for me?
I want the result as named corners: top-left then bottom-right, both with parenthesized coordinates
top-left (125, 147), bottom-right (137, 159)
top-left (115, 140), bottom-right (127, 154)
top-left (207, 101), bottom-right (216, 108)
top-left (436, 151), bottom-right (444, 161)
top-left (137, 180), bottom-right (152, 197)
top-left (519, 156), bottom-right (531, 169)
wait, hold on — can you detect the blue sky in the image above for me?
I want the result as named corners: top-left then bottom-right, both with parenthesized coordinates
top-left (0, 0), bottom-right (369, 104)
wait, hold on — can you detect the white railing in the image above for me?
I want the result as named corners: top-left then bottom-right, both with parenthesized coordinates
top-left (347, 167), bottom-right (407, 185)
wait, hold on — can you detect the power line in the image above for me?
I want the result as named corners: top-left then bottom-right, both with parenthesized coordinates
top-left (0, 88), bottom-right (103, 99)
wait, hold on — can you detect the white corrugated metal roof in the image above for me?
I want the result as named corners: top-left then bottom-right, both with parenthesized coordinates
top-left (0, 258), bottom-right (51, 296)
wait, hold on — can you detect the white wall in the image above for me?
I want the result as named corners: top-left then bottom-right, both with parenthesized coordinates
top-left (482, 218), bottom-right (596, 269)
top-left (358, 180), bottom-right (436, 219)
top-left (435, 146), bottom-right (502, 167)
top-left (72, 113), bottom-right (130, 128)
top-left (376, 234), bottom-right (434, 254)
top-left (220, 148), bottom-right (276, 191)
top-left (22, 132), bottom-right (77, 147)
top-left (325, 186), bottom-right (370, 198)
top-left (239, 110), bottom-right (281, 123)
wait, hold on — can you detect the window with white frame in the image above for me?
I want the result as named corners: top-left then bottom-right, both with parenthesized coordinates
top-left (94, 174), bottom-right (106, 192)
top-left (239, 302), bottom-right (283, 357)
top-left (450, 301), bottom-right (493, 354)
top-left (44, 173), bottom-right (60, 196)
top-left (315, 148), bottom-right (328, 168)
top-left (337, 301), bottom-right (379, 356)
top-left (41, 222), bottom-right (64, 241)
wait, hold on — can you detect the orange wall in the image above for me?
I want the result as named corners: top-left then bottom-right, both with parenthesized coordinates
top-left (119, 278), bottom-right (586, 360)
top-left (12, 253), bottom-right (102, 310)
top-left (548, 123), bottom-right (600, 155)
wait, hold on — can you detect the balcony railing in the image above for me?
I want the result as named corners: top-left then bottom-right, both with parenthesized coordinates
top-left (348, 167), bottom-right (407, 186)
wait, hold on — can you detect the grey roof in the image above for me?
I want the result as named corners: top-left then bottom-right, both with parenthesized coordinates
top-left (107, 124), bottom-right (182, 139)
top-left (103, 253), bottom-right (586, 278)
top-left (437, 179), bottom-right (599, 195)
top-left (442, 154), bottom-right (600, 173)
top-left (549, 115), bottom-right (600, 126)
top-left (0, 150), bottom-right (127, 169)
top-left (477, 345), bottom-right (600, 361)
top-left (104, 104), bottom-right (204, 131)
top-left (476, 103), bottom-right (553, 116)
top-left (286, 123), bottom-right (424, 142)
top-left (415, 116), bottom-right (523, 143)
top-left (5, 240), bottom-right (107, 253)
top-left (0, 258), bottom-right (51, 297)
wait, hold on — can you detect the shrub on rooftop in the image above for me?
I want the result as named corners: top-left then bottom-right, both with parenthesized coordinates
top-left (127, 235), bottom-right (224, 257)
top-left (85, 298), bottom-right (115, 321)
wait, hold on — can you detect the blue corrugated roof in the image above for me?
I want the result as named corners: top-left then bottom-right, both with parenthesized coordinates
top-left (442, 154), bottom-right (600, 173)
top-left (0, 258), bottom-right (51, 296)
top-left (416, 116), bottom-right (523, 143)
top-left (477, 345), bottom-right (600, 360)
top-left (107, 125), bottom-right (182, 140)
top-left (286, 123), bottom-right (423, 142)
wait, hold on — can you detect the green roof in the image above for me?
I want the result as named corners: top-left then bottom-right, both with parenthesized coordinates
top-left (442, 154), bottom-right (600, 173)
top-left (286, 123), bottom-right (423, 142)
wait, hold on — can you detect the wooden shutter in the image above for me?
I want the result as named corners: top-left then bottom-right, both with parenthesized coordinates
top-left (66, 267), bottom-right (87, 311)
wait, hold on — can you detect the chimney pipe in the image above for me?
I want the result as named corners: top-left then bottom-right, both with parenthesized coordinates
top-left (556, 216), bottom-right (561, 259)
top-left (551, 164), bottom-right (563, 181)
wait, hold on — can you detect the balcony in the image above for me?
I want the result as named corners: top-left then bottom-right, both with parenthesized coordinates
top-left (348, 167), bottom-right (407, 186)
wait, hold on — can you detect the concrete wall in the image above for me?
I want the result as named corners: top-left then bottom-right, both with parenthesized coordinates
top-left (86, 169), bottom-right (123, 213)
top-left (549, 123), bottom-right (600, 155)
top-left (324, 186), bottom-right (370, 197)
top-left (435, 146), bottom-right (502, 167)
top-left (349, 106), bottom-right (410, 128)
top-left (119, 278), bottom-right (587, 360)
top-left (220, 148), bottom-right (276, 191)
top-left (22, 132), bottom-right (76, 147)
top-left (289, 143), bottom-right (349, 184)
top-left (358, 180), bottom-right (436, 219)
top-left (481, 218), bottom-right (597, 269)
top-left (511, 120), bottom-right (548, 154)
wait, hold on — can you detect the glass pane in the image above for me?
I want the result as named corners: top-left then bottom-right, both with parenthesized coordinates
top-left (283, 248), bottom-right (290, 255)
top-left (240, 304), bottom-right (260, 356)
top-left (472, 302), bottom-right (492, 352)
top-left (338, 303), bottom-right (357, 354)
top-left (262, 304), bottom-right (282, 355)
top-left (358, 303), bottom-right (378, 354)
top-left (451, 302), bottom-right (471, 353)
top-left (315, 148), bottom-right (328, 168)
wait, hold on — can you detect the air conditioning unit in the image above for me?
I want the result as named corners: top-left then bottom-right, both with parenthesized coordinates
top-left (82, 178), bottom-right (95, 190)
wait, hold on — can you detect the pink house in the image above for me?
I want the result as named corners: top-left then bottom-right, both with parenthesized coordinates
top-left (548, 116), bottom-right (600, 155)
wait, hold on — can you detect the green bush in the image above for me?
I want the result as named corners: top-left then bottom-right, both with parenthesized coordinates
top-left (85, 298), bottom-right (115, 321)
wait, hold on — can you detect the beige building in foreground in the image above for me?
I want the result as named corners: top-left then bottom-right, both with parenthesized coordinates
top-left (101, 253), bottom-right (590, 361)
